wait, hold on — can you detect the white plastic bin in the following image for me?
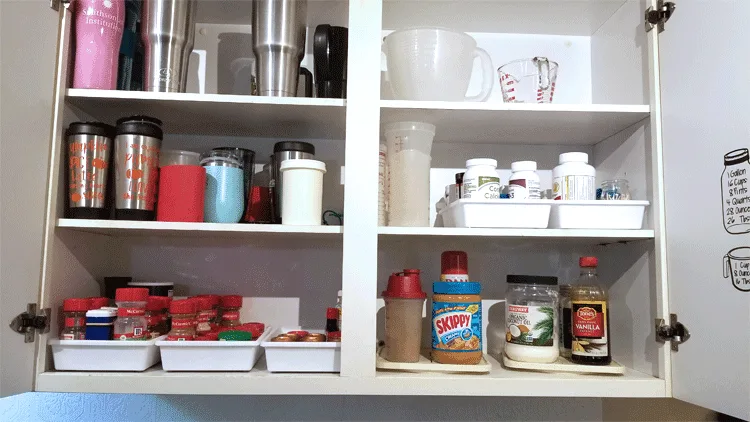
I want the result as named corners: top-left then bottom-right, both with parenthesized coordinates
top-left (439, 199), bottom-right (553, 228)
top-left (49, 336), bottom-right (165, 371)
top-left (549, 200), bottom-right (649, 229)
top-left (262, 327), bottom-right (341, 373)
top-left (156, 328), bottom-right (273, 372)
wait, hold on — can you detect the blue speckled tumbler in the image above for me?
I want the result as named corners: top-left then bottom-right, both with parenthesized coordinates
top-left (201, 152), bottom-right (244, 223)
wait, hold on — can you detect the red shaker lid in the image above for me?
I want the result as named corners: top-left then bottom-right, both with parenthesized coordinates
top-left (63, 298), bottom-right (91, 312)
top-left (115, 288), bottom-right (149, 302)
top-left (198, 294), bottom-right (220, 307)
top-left (87, 297), bottom-right (110, 309)
top-left (221, 295), bottom-right (243, 308)
top-left (192, 296), bottom-right (212, 311)
top-left (145, 296), bottom-right (163, 311)
top-left (382, 271), bottom-right (426, 299)
top-left (159, 296), bottom-right (172, 309)
top-left (441, 251), bottom-right (468, 275)
top-left (170, 299), bottom-right (196, 314)
top-left (326, 308), bottom-right (339, 319)
top-left (579, 256), bottom-right (599, 267)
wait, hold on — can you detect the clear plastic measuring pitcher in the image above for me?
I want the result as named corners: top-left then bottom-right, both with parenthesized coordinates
top-left (497, 57), bottom-right (558, 103)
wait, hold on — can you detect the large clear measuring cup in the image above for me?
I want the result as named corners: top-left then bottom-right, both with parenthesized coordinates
top-left (497, 57), bottom-right (558, 103)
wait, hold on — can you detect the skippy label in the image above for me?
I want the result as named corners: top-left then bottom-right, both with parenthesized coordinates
top-left (432, 301), bottom-right (482, 352)
top-left (462, 176), bottom-right (500, 200)
top-left (505, 304), bottom-right (555, 347)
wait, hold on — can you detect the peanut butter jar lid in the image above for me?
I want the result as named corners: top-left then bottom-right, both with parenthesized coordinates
top-left (433, 281), bottom-right (481, 295)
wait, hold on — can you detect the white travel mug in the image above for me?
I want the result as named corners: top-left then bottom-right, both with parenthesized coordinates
top-left (280, 159), bottom-right (326, 225)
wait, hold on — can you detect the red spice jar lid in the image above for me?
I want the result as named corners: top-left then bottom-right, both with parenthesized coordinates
top-left (87, 297), bottom-right (110, 309)
top-left (326, 307), bottom-right (339, 319)
top-left (198, 294), bottom-right (221, 307)
top-left (579, 256), bottom-right (599, 267)
top-left (381, 271), bottom-right (426, 299)
top-left (158, 296), bottom-right (172, 309)
top-left (221, 295), bottom-right (243, 308)
top-left (192, 296), bottom-right (212, 311)
top-left (145, 296), bottom-right (163, 311)
top-left (170, 299), bottom-right (196, 314)
top-left (63, 298), bottom-right (91, 312)
top-left (441, 251), bottom-right (468, 275)
top-left (115, 287), bottom-right (149, 302)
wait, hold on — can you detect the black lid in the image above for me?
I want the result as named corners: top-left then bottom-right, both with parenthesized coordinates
top-left (455, 172), bottom-right (465, 184)
top-left (724, 148), bottom-right (749, 166)
top-left (507, 275), bottom-right (558, 286)
top-left (66, 122), bottom-right (115, 139)
top-left (273, 141), bottom-right (315, 155)
top-left (115, 115), bottom-right (163, 139)
top-left (213, 147), bottom-right (255, 159)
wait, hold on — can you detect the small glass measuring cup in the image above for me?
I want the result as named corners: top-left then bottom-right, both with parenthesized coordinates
top-left (497, 57), bottom-right (558, 103)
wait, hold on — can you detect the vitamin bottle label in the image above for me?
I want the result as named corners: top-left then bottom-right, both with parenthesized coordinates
top-left (509, 178), bottom-right (541, 199)
top-left (553, 175), bottom-right (595, 200)
top-left (462, 176), bottom-right (500, 200)
top-left (505, 304), bottom-right (555, 347)
top-left (571, 301), bottom-right (609, 357)
top-left (432, 301), bottom-right (482, 352)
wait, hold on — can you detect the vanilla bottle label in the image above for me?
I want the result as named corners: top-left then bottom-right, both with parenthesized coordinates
top-left (571, 301), bottom-right (609, 357)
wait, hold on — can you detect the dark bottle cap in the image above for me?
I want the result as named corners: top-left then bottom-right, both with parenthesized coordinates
top-left (66, 122), bottom-right (116, 139)
top-left (455, 172), bottom-right (465, 184)
top-left (273, 141), bottom-right (315, 155)
top-left (724, 148), bottom-right (749, 166)
top-left (506, 275), bottom-right (558, 285)
top-left (115, 115), bottom-right (163, 139)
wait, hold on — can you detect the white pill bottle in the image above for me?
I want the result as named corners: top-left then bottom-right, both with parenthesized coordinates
top-left (462, 158), bottom-right (500, 201)
top-left (509, 161), bottom-right (541, 199)
top-left (552, 152), bottom-right (596, 200)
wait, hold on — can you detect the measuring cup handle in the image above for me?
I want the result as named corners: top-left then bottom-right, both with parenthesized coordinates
top-left (724, 255), bottom-right (730, 278)
top-left (465, 47), bottom-right (494, 102)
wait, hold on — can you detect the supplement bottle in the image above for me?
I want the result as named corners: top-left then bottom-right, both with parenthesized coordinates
top-left (462, 159), bottom-right (500, 200)
top-left (570, 257), bottom-right (611, 365)
top-left (504, 275), bottom-right (559, 363)
top-left (509, 161), bottom-right (541, 199)
top-left (552, 152), bottom-right (595, 200)
top-left (432, 282), bottom-right (482, 364)
top-left (114, 288), bottom-right (149, 340)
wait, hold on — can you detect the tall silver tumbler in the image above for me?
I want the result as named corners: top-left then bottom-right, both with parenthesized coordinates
top-left (271, 141), bottom-right (314, 223)
top-left (252, 0), bottom-right (307, 97)
top-left (114, 116), bottom-right (163, 221)
top-left (141, 0), bottom-right (197, 92)
top-left (66, 122), bottom-right (115, 220)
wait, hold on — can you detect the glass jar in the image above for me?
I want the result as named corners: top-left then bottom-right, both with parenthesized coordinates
top-left (198, 294), bottom-right (221, 329)
top-left (558, 284), bottom-right (572, 358)
top-left (166, 299), bottom-right (197, 341)
top-left (600, 179), bottom-right (631, 200)
top-left (193, 296), bottom-right (213, 335)
top-left (113, 288), bottom-right (149, 340)
top-left (145, 296), bottom-right (164, 338)
top-left (220, 295), bottom-right (243, 327)
top-left (504, 275), bottom-right (559, 363)
top-left (570, 256), bottom-right (611, 365)
top-left (61, 298), bottom-right (91, 340)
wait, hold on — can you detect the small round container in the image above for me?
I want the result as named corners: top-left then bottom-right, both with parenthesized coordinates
top-left (159, 149), bottom-right (201, 167)
top-left (84, 308), bottom-right (116, 340)
top-left (504, 275), bottom-right (559, 363)
top-left (127, 281), bottom-right (174, 297)
top-left (509, 161), bottom-right (541, 199)
top-left (280, 159), bottom-right (327, 226)
top-left (382, 270), bottom-right (426, 363)
top-left (462, 158), bottom-right (500, 200)
top-left (441, 251), bottom-right (469, 282)
top-left (600, 179), bottom-right (631, 200)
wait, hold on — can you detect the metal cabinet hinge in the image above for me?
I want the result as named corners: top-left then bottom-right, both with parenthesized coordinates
top-left (645, 1), bottom-right (676, 33)
top-left (655, 313), bottom-right (690, 351)
top-left (10, 304), bottom-right (51, 343)
top-left (50, 0), bottom-right (70, 12)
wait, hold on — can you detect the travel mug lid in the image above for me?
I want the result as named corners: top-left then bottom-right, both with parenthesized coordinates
top-left (115, 115), bottom-right (163, 139)
top-left (382, 272), bottom-right (426, 299)
top-left (66, 122), bottom-right (116, 139)
top-left (213, 147), bottom-right (256, 160)
top-left (273, 141), bottom-right (315, 155)
top-left (200, 151), bottom-right (243, 168)
top-left (279, 159), bottom-right (326, 173)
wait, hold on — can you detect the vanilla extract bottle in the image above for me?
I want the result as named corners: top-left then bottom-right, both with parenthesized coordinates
top-left (570, 256), bottom-right (612, 365)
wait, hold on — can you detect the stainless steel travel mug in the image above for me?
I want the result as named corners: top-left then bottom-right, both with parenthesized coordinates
top-left (271, 141), bottom-right (314, 223)
top-left (252, 0), bottom-right (307, 97)
top-left (141, 0), bottom-right (197, 92)
top-left (114, 116), bottom-right (163, 220)
top-left (66, 122), bottom-right (115, 219)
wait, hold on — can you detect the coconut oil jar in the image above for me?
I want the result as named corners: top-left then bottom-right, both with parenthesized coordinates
top-left (504, 275), bottom-right (559, 363)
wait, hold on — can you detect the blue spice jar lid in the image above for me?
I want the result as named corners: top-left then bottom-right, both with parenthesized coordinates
top-left (433, 281), bottom-right (481, 295)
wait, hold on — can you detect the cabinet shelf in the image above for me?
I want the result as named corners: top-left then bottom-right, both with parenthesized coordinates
top-left (65, 89), bottom-right (346, 139)
top-left (380, 101), bottom-right (650, 145)
top-left (57, 219), bottom-right (342, 238)
top-left (378, 227), bottom-right (654, 244)
top-left (35, 355), bottom-right (665, 397)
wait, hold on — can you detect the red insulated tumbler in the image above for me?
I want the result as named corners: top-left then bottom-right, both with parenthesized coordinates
top-left (157, 165), bottom-right (206, 222)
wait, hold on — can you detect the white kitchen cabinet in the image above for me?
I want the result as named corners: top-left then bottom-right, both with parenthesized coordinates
top-left (1, 1), bottom-right (747, 419)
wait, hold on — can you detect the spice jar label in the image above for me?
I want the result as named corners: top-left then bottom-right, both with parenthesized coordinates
top-left (115, 326), bottom-right (145, 340)
top-left (431, 301), bottom-right (482, 352)
top-left (505, 305), bottom-right (555, 347)
top-left (571, 301), bottom-right (609, 357)
top-left (222, 311), bottom-right (240, 321)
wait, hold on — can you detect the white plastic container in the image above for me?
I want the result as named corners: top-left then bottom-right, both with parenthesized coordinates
top-left (262, 327), bottom-right (341, 373)
top-left (156, 328), bottom-right (273, 372)
top-left (509, 161), bottom-right (541, 199)
top-left (280, 159), bottom-right (327, 225)
top-left (462, 158), bottom-right (500, 200)
top-left (48, 336), bottom-right (165, 371)
top-left (549, 200), bottom-right (649, 229)
top-left (439, 199), bottom-right (552, 228)
top-left (552, 152), bottom-right (596, 200)
top-left (385, 121), bottom-right (435, 227)
top-left (159, 149), bottom-right (200, 167)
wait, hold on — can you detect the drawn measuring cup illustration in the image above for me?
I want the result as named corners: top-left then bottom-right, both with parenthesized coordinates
top-left (721, 148), bottom-right (750, 234)
top-left (723, 246), bottom-right (750, 292)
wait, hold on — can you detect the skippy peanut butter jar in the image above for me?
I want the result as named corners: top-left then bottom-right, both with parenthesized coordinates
top-left (431, 281), bottom-right (483, 364)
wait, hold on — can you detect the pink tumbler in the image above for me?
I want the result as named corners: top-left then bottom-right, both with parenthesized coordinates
top-left (72, 0), bottom-right (125, 90)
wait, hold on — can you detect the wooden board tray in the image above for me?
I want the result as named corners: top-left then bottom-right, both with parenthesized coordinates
top-left (502, 353), bottom-right (625, 375)
top-left (376, 347), bottom-right (492, 374)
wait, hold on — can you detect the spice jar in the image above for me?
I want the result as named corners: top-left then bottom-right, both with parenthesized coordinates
top-left (198, 294), bottom-right (221, 329)
top-left (88, 297), bottom-right (110, 309)
top-left (504, 275), bottom-right (559, 363)
top-left (145, 296), bottom-right (165, 338)
top-left (431, 281), bottom-right (482, 365)
top-left (441, 251), bottom-right (469, 282)
top-left (220, 295), bottom-right (243, 327)
top-left (114, 288), bottom-right (149, 340)
top-left (166, 299), bottom-right (197, 341)
top-left (193, 296), bottom-right (213, 335)
top-left (61, 298), bottom-right (91, 340)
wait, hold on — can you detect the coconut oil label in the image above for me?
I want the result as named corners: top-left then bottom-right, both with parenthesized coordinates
top-left (432, 302), bottom-right (482, 352)
top-left (505, 304), bottom-right (555, 347)
top-left (571, 301), bottom-right (609, 357)
top-left (462, 176), bottom-right (500, 200)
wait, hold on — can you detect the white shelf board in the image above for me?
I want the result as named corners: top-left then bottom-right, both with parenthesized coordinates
top-left (66, 89), bottom-right (346, 139)
top-left (57, 219), bottom-right (342, 238)
top-left (380, 101), bottom-right (650, 145)
top-left (36, 354), bottom-right (666, 397)
top-left (378, 226), bottom-right (654, 243)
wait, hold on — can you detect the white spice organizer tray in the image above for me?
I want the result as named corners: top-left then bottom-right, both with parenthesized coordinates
top-left (376, 347), bottom-right (492, 374)
top-left (549, 200), bottom-right (649, 229)
top-left (156, 328), bottom-right (274, 372)
top-left (48, 336), bottom-right (166, 371)
top-left (502, 354), bottom-right (626, 375)
top-left (261, 327), bottom-right (341, 373)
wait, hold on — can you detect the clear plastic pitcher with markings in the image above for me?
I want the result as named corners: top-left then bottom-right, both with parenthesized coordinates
top-left (498, 57), bottom-right (558, 103)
